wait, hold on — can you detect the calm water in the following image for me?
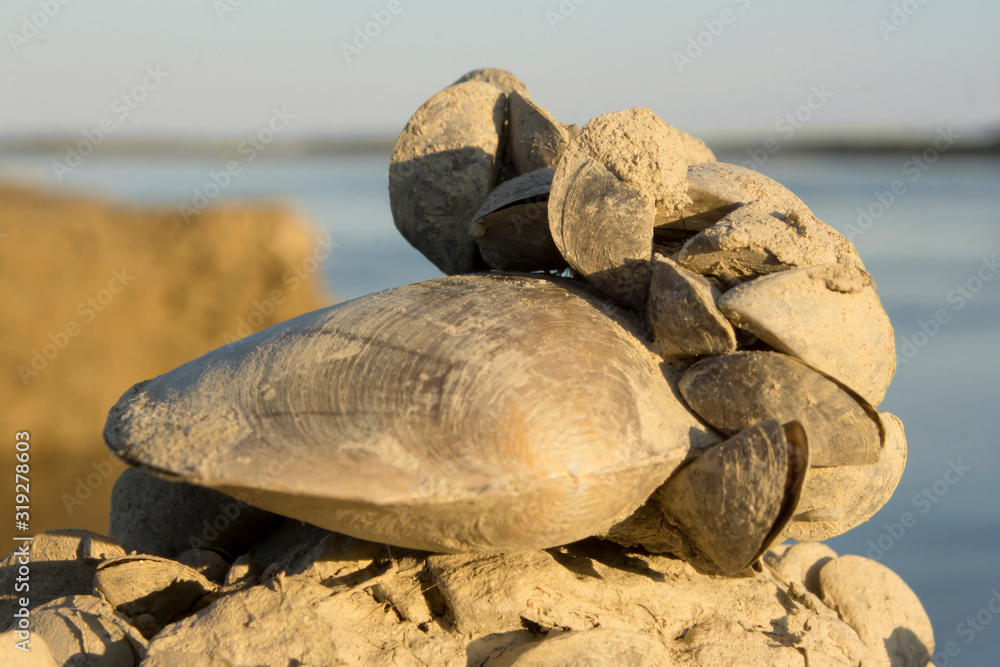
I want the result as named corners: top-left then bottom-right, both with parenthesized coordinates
top-left (2, 148), bottom-right (998, 664)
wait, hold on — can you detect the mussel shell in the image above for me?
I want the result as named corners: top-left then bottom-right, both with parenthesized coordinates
top-left (549, 151), bottom-right (655, 310)
top-left (783, 412), bottom-right (907, 541)
top-left (508, 92), bottom-right (571, 174)
top-left (469, 169), bottom-right (564, 272)
top-left (679, 351), bottom-right (883, 467)
top-left (647, 254), bottom-right (736, 359)
top-left (718, 263), bottom-right (895, 406)
top-left (655, 420), bottom-right (808, 575)
top-left (104, 274), bottom-right (718, 554)
top-left (388, 80), bottom-right (505, 274)
top-left (676, 200), bottom-right (866, 281)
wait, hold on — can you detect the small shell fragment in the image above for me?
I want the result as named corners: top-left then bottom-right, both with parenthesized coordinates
top-left (647, 254), bottom-right (736, 358)
top-left (653, 419), bottom-right (809, 575)
top-left (549, 151), bottom-right (655, 309)
top-left (784, 411), bottom-right (907, 541)
top-left (388, 80), bottom-right (505, 274)
top-left (679, 351), bottom-right (883, 467)
top-left (94, 555), bottom-right (216, 631)
top-left (718, 263), bottom-right (896, 406)
top-left (508, 92), bottom-right (572, 174)
top-left (677, 200), bottom-right (866, 281)
top-left (470, 168), bottom-right (565, 272)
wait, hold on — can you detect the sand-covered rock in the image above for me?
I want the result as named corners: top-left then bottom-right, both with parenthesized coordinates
top-left (0, 184), bottom-right (331, 543)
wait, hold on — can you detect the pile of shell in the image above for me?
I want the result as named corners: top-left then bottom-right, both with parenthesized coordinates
top-left (387, 68), bottom-right (903, 556)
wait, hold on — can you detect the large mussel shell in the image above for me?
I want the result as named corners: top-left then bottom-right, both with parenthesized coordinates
top-left (508, 92), bottom-right (572, 175)
top-left (104, 274), bottom-right (718, 554)
top-left (679, 351), bottom-right (883, 467)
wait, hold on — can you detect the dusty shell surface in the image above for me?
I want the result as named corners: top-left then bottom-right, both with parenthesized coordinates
top-left (29, 595), bottom-right (147, 666)
top-left (490, 628), bottom-right (674, 666)
top-left (549, 151), bottom-right (655, 309)
top-left (508, 92), bottom-right (572, 174)
top-left (470, 168), bottom-right (565, 271)
top-left (104, 274), bottom-right (718, 554)
top-left (647, 254), bottom-right (737, 358)
top-left (94, 555), bottom-right (216, 632)
top-left (677, 199), bottom-right (866, 281)
top-left (560, 107), bottom-right (689, 212)
top-left (784, 411), bottom-right (907, 542)
top-left (719, 262), bottom-right (896, 406)
top-left (676, 130), bottom-right (716, 166)
top-left (453, 67), bottom-right (530, 97)
top-left (388, 80), bottom-right (505, 274)
top-left (176, 548), bottom-right (230, 584)
top-left (820, 555), bottom-right (935, 666)
top-left (679, 351), bottom-right (883, 468)
top-left (0, 631), bottom-right (58, 666)
top-left (0, 529), bottom-right (124, 622)
top-left (764, 542), bottom-right (837, 597)
top-left (110, 467), bottom-right (278, 559)
top-left (653, 420), bottom-right (808, 575)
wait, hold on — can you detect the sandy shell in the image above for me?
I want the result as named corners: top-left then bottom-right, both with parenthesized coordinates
top-left (469, 169), bottom-right (565, 272)
top-left (388, 80), bottom-right (505, 274)
top-left (783, 412), bottom-right (907, 542)
top-left (508, 92), bottom-right (572, 174)
top-left (95, 555), bottom-right (216, 632)
top-left (549, 151), bottom-right (655, 309)
top-left (679, 351), bottom-right (883, 467)
top-left (104, 274), bottom-right (718, 554)
top-left (656, 161), bottom-right (807, 234)
top-left (453, 67), bottom-right (529, 97)
top-left (492, 628), bottom-right (673, 666)
top-left (647, 254), bottom-right (736, 358)
top-left (676, 200), bottom-right (865, 281)
top-left (676, 129), bottom-right (716, 166)
top-left (654, 420), bottom-right (809, 575)
top-left (30, 595), bottom-right (147, 665)
top-left (718, 263), bottom-right (895, 406)
top-left (819, 555), bottom-right (935, 665)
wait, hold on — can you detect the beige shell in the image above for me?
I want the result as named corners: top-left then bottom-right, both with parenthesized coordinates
top-left (95, 555), bottom-right (215, 634)
top-left (647, 254), bottom-right (736, 358)
top-left (718, 263), bottom-right (895, 406)
top-left (508, 91), bottom-right (572, 174)
top-left (676, 200), bottom-right (866, 281)
top-left (549, 150), bottom-right (655, 309)
top-left (784, 411), bottom-right (907, 541)
top-left (679, 351), bottom-right (883, 467)
top-left (469, 168), bottom-right (565, 272)
top-left (656, 161), bottom-right (808, 235)
top-left (388, 80), bottom-right (505, 274)
top-left (676, 130), bottom-right (716, 166)
top-left (453, 67), bottom-right (529, 97)
top-left (104, 274), bottom-right (718, 554)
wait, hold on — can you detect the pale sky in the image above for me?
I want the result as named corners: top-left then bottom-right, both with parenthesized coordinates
top-left (2, 0), bottom-right (999, 139)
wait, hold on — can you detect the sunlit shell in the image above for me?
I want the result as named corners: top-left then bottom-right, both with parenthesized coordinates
top-left (676, 200), bottom-right (866, 281)
top-left (469, 169), bottom-right (564, 272)
top-left (784, 412), bottom-right (907, 541)
top-left (388, 80), bottom-right (505, 274)
top-left (679, 351), bottom-right (883, 467)
top-left (494, 628), bottom-right (673, 666)
top-left (612, 420), bottom-right (808, 575)
top-left (104, 274), bottom-right (718, 554)
top-left (508, 92), bottom-right (572, 175)
top-left (452, 67), bottom-right (529, 97)
top-left (647, 254), bottom-right (736, 358)
top-left (718, 263), bottom-right (895, 406)
top-left (549, 150), bottom-right (655, 309)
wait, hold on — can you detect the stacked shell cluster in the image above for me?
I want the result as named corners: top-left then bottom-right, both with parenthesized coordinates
top-left (389, 69), bottom-right (905, 568)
